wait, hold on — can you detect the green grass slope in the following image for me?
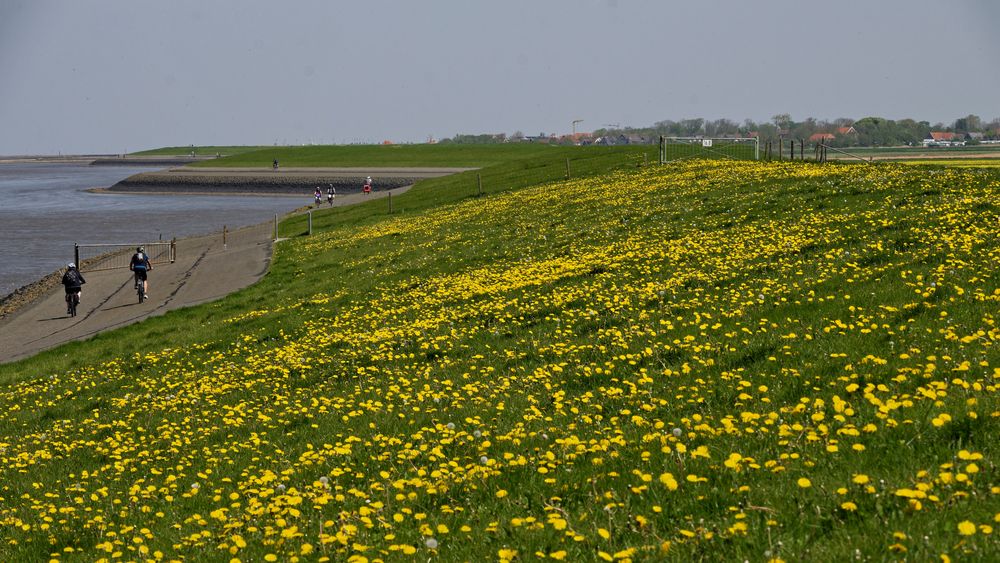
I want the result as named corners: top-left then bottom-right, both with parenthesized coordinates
top-left (0, 159), bottom-right (997, 562)
top-left (191, 144), bottom-right (600, 169)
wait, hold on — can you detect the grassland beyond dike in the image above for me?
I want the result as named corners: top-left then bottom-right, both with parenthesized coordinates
top-left (0, 157), bottom-right (997, 561)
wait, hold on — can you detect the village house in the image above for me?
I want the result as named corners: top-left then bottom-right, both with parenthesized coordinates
top-left (808, 133), bottom-right (836, 143)
top-left (923, 131), bottom-right (963, 147)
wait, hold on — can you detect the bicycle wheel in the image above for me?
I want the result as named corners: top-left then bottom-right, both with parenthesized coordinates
top-left (71, 294), bottom-right (79, 317)
top-left (137, 283), bottom-right (145, 303)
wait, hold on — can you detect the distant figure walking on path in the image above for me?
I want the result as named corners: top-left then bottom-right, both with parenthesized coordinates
top-left (363, 176), bottom-right (372, 195)
top-left (61, 263), bottom-right (86, 315)
top-left (327, 185), bottom-right (336, 206)
top-left (130, 247), bottom-right (152, 296)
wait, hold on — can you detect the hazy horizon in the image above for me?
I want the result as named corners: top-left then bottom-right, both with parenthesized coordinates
top-left (2, 0), bottom-right (998, 154)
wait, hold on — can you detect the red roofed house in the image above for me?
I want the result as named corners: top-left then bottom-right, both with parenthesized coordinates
top-left (809, 133), bottom-right (836, 142)
top-left (924, 131), bottom-right (962, 146)
top-left (837, 126), bottom-right (857, 135)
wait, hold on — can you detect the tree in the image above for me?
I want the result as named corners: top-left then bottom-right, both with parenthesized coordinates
top-left (771, 113), bottom-right (792, 131)
top-left (953, 114), bottom-right (982, 132)
top-left (680, 118), bottom-right (704, 136)
top-left (705, 118), bottom-right (738, 137)
top-left (790, 117), bottom-right (819, 141)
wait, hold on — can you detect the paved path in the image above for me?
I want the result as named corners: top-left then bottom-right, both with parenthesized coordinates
top-left (0, 187), bottom-right (407, 364)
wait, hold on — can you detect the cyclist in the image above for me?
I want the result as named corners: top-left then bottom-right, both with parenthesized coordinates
top-left (314, 187), bottom-right (323, 207)
top-left (130, 246), bottom-right (152, 296)
top-left (327, 184), bottom-right (336, 205)
top-left (61, 262), bottom-right (86, 315)
top-left (363, 176), bottom-right (372, 195)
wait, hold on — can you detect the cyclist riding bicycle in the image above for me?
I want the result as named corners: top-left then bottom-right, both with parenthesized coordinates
top-left (130, 246), bottom-right (152, 296)
top-left (327, 185), bottom-right (335, 205)
top-left (61, 262), bottom-right (86, 315)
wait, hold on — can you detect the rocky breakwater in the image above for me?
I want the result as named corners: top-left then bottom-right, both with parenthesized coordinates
top-left (102, 167), bottom-right (466, 195)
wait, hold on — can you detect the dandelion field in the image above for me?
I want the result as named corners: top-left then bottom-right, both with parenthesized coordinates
top-left (0, 159), bottom-right (997, 561)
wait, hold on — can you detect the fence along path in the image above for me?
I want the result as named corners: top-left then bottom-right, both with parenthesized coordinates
top-left (0, 184), bottom-right (413, 364)
top-left (76, 241), bottom-right (176, 273)
top-left (0, 218), bottom-right (275, 364)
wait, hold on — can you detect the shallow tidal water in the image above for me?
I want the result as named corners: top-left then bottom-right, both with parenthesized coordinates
top-left (0, 163), bottom-right (304, 297)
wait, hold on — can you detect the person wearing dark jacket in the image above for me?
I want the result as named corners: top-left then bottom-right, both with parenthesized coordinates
top-left (61, 262), bottom-right (86, 314)
top-left (130, 247), bottom-right (151, 296)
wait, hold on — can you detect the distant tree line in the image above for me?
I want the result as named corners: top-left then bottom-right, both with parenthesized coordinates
top-left (440, 114), bottom-right (1000, 147)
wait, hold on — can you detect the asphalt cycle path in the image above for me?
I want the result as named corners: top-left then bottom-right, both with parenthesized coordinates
top-left (0, 187), bottom-right (408, 364)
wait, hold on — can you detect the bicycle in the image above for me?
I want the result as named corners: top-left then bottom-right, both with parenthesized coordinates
top-left (66, 292), bottom-right (80, 317)
top-left (136, 276), bottom-right (146, 303)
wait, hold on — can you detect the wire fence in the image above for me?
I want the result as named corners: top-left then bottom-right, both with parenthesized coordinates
top-left (75, 241), bottom-right (175, 273)
top-left (74, 215), bottom-right (281, 273)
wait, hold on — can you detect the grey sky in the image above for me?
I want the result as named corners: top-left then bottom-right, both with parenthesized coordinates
top-left (1, 0), bottom-right (997, 154)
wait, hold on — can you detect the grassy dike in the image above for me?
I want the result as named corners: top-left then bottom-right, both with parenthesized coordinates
top-left (0, 150), bottom-right (997, 561)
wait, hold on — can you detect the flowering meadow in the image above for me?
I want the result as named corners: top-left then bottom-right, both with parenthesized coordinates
top-left (0, 160), bottom-right (997, 561)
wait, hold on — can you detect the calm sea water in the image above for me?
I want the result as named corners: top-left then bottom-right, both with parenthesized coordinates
top-left (0, 163), bottom-right (304, 297)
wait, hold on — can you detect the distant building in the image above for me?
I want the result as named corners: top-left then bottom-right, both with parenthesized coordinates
top-left (923, 131), bottom-right (963, 147)
top-left (558, 132), bottom-right (594, 145)
top-left (836, 126), bottom-right (857, 135)
top-left (929, 131), bottom-right (958, 142)
top-left (809, 133), bottom-right (836, 142)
